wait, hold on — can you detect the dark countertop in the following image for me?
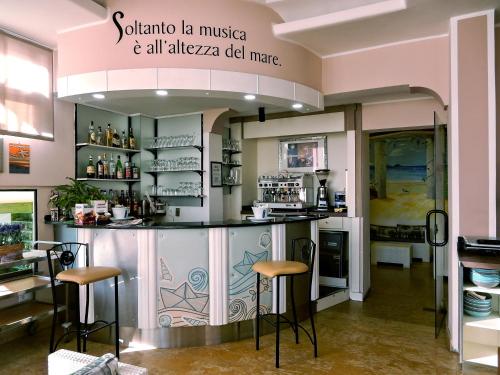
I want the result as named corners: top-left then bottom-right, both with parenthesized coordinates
top-left (47, 214), bottom-right (326, 230)
top-left (240, 206), bottom-right (348, 217)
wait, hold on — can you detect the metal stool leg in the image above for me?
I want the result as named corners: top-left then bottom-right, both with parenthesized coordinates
top-left (290, 275), bottom-right (299, 344)
top-left (255, 272), bottom-right (260, 351)
top-left (49, 283), bottom-right (57, 353)
top-left (75, 284), bottom-right (81, 353)
top-left (308, 283), bottom-right (318, 358)
top-left (275, 275), bottom-right (280, 368)
top-left (114, 276), bottom-right (120, 359)
top-left (83, 284), bottom-right (89, 352)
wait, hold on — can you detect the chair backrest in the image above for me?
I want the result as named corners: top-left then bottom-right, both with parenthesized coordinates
top-left (46, 242), bottom-right (89, 282)
top-left (291, 237), bottom-right (316, 275)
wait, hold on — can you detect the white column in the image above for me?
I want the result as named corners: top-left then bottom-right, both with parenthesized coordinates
top-left (271, 224), bottom-right (286, 314)
top-left (208, 227), bottom-right (229, 325)
top-left (137, 229), bottom-right (157, 329)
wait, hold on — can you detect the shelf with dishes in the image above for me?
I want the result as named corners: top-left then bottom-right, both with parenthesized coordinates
top-left (144, 145), bottom-right (203, 152)
top-left (222, 163), bottom-right (242, 168)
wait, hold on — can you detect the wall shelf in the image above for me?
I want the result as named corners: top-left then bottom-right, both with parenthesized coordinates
top-left (76, 178), bottom-right (140, 182)
top-left (145, 145), bottom-right (203, 153)
top-left (222, 148), bottom-right (242, 155)
top-left (76, 143), bottom-right (141, 154)
top-left (222, 163), bottom-right (242, 168)
top-left (145, 170), bottom-right (204, 175)
top-left (150, 195), bottom-right (205, 198)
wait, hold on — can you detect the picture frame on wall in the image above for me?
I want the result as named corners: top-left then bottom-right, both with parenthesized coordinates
top-left (278, 136), bottom-right (327, 173)
top-left (0, 139), bottom-right (3, 173)
top-left (210, 161), bottom-right (223, 187)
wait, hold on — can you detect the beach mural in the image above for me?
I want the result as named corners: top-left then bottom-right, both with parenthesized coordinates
top-left (369, 132), bottom-right (447, 227)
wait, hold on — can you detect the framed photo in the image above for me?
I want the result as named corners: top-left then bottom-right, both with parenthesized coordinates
top-left (9, 143), bottom-right (30, 174)
top-left (279, 136), bottom-right (327, 172)
top-left (210, 161), bottom-right (222, 187)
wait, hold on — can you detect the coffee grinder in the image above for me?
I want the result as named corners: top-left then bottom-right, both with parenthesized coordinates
top-left (315, 169), bottom-right (330, 211)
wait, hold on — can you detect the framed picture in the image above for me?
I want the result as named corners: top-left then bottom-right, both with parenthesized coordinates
top-left (210, 161), bottom-right (222, 187)
top-left (279, 136), bottom-right (327, 172)
top-left (9, 143), bottom-right (30, 174)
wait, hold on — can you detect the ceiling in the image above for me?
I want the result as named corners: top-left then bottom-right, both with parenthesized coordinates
top-left (0, 0), bottom-right (499, 116)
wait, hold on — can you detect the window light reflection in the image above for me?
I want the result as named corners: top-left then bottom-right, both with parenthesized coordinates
top-left (0, 54), bottom-right (50, 98)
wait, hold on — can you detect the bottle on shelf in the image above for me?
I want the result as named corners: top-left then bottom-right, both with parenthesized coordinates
top-left (121, 130), bottom-right (128, 149)
top-left (96, 155), bottom-right (104, 179)
top-left (116, 155), bottom-right (124, 179)
top-left (88, 121), bottom-right (96, 144)
top-left (112, 128), bottom-right (121, 148)
top-left (128, 127), bottom-right (136, 150)
top-left (107, 189), bottom-right (114, 212)
top-left (105, 124), bottom-right (113, 147)
top-left (125, 161), bottom-right (132, 179)
top-left (102, 153), bottom-right (109, 179)
top-left (96, 126), bottom-right (103, 145)
top-left (109, 153), bottom-right (116, 179)
top-left (86, 155), bottom-right (96, 178)
top-left (119, 190), bottom-right (126, 206)
top-left (132, 162), bottom-right (139, 179)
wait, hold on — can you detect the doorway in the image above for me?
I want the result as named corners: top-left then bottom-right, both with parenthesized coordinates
top-left (367, 123), bottom-right (448, 336)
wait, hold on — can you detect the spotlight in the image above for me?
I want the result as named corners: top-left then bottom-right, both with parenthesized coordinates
top-left (244, 94), bottom-right (256, 100)
top-left (92, 93), bottom-right (105, 99)
top-left (258, 107), bottom-right (266, 123)
top-left (156, 90), bottom-right (168, 96)
top-left (292, 103), bottom-right (303, 109)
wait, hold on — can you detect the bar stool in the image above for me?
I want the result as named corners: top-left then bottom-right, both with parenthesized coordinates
top-left (252, 237), bottom-right (318, 368)
top-left (46, 242), bottom-right (122, 358)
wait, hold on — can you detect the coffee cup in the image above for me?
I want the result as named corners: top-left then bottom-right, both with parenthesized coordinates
top-left (252, 206), bottom-right (270, 219)
top-left (112, 206), bottom-right (129, 219)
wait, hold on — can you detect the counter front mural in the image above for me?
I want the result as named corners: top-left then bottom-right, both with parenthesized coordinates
top-left (228, 226), bottom-right (273, 322)
top-left (157, 229), bottom-right (209, 327)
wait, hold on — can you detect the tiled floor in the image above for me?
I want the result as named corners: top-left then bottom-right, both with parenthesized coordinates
top-left (0, 263), bottom-right (495, 374)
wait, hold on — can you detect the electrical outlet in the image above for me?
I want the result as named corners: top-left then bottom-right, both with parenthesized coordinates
top-left (175, 208), bottom-right (180, 216)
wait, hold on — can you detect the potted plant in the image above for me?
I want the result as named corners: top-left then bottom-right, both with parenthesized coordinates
top-left (49, 178), bottom-right (105, 220)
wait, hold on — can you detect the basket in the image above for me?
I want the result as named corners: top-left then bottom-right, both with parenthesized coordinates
top-left (0, 243), bottom-right (24, 262)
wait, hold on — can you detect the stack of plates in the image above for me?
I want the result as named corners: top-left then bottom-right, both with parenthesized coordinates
top-left (464, 291), bottom-right (492, 317)
top-left (470, 268), bottom-right (500, 288)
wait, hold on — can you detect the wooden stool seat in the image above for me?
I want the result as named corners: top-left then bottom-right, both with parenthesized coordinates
top-left (252, 261), bottom-right (308, 278)
top-left (56, 266), bottom-right (122, 285)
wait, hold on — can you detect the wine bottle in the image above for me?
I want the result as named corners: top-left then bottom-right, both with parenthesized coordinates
top-left (112, 129), bottom-right (121, 148)
top-left (132, 163), bottom-right (139, 179)
top-left (96, 155), bottom-right (104, 179)
top-left (86, 155), bottom-right (96, 178)
top-left (96, 126), bottom-right (103, 145)
top-left (128, 127), bottom-right (137, 150)
top-left (121, 130), bottom-right (128, 149)
top-left (102, 153), bottom-right (109, 179)
top-left (105, 124), bottom-right (113, 147)
top-left (116, 155), bottom-right (124, 179)
top-left (109, 153), bottom-right (116, 179)
top-left (125, 161), bottom-right (132, 179)
top-left (88, 121), bottom-right (96, 144)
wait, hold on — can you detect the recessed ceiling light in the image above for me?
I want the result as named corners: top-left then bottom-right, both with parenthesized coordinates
top-left (205, 92), bottom-right (210, 96)
top-left (156, 90), bottom-right (168, 96)
top-left (92, 93), bottom-right (105, 99)
top-left (244, 94), bottom-right (256, 101)
top-left (292, 103), bottom-right (303, 109)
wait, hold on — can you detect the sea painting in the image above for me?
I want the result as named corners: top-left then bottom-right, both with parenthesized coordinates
top-left (9, 144), bottom-right (30, 174)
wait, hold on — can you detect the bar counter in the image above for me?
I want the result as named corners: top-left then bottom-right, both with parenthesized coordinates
top-left (55, 215), bottom-right (323, 348)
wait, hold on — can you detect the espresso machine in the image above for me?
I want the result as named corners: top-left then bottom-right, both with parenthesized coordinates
top-left (257, 174), bottom-right (314, 209)
top-left (315, 169), bottom-right (330, 211)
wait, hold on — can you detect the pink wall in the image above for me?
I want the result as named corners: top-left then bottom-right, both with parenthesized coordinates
top-left (362, 98), bottom-right (446, 132)
top-left (0, 98), bottom-right (75, 241)
top-left (457, 16), bottom-right (491, 236)
top-left (323, 36), bottom-right (450, 105)
top-left (57, 0), bottom-right (321, 90)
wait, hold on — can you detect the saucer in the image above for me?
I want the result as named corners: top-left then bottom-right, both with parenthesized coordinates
top-left (110, 216), bottom-right (134, 222)
top-left (248, 216), bottom-right (272, 222)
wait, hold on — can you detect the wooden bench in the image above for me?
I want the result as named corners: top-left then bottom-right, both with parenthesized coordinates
top-left (371, 241), bottom-right (413, 268)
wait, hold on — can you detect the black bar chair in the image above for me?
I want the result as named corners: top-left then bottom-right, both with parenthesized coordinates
top-left (252, 237), bottom-right (318, 368)
top-left (46, 242), bottom-right (122, 358)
